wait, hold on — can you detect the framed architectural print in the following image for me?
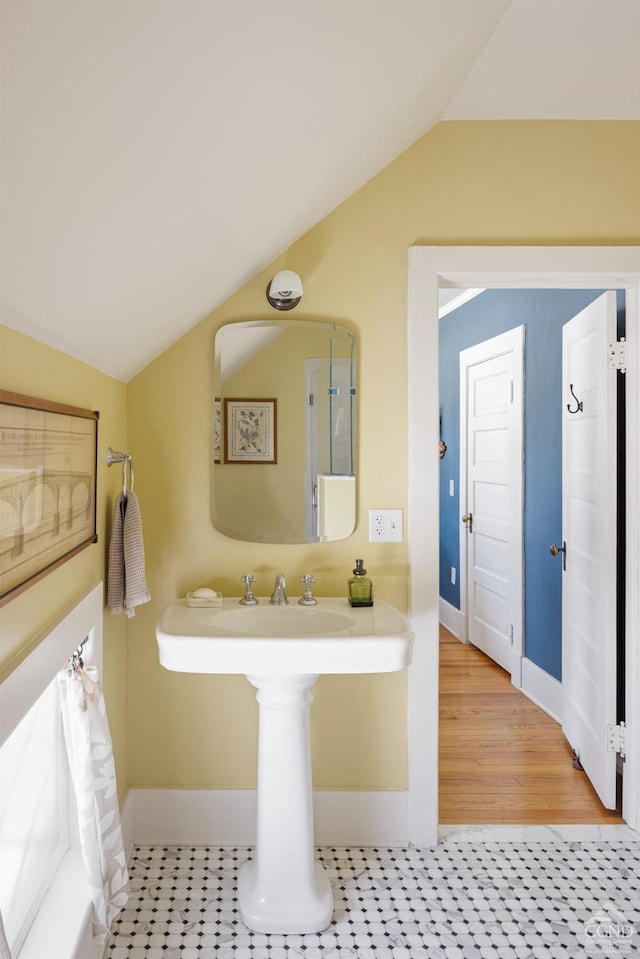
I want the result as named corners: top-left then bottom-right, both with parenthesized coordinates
top-left (0, 390), bottom-right (99, 605)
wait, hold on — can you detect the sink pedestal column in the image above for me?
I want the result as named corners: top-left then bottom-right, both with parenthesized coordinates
top-left (238, 674), bottom-right (333, 933)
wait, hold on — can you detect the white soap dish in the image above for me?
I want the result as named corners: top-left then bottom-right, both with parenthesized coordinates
top-left (187, 588), bottom-right (223, 608)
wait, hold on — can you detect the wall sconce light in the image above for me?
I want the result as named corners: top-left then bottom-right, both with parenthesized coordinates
top-left (267, 270), bottom-right (303, 311)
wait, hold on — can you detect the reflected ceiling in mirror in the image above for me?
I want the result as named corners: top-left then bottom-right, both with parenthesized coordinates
top-left (211, 319), bottom-right (357, 544)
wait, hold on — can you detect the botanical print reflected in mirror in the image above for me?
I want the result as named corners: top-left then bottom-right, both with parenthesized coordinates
top-left (224, 398), bottom-right (277, 464)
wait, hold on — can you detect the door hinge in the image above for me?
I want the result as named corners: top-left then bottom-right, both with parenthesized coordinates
top-left (509, 624), bottom-right (514, 646)
top-left (607, 721), bottom-right (626, 759)
top-left (309, 393), bottom-right (314, 406)
top-left (510, 380), bottom-right (514, 403)
top-left (608, 338), bottom-right (627, 374)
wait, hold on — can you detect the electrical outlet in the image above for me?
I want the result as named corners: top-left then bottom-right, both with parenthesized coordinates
top-left (449, 479), bottom-right (455, 497)
top-left (368, 509), bottom-right (403, 543)
top-left (450, 566), bottom-right (456, 586)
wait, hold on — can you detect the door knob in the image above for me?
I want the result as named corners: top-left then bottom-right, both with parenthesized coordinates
top-left (462, 512), bottom-right (473, 533)
top-left (550, 541), bottom-right (567, 571)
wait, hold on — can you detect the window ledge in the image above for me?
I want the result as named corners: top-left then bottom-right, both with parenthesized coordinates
top-left (18, 849), bottom-right (102, 959)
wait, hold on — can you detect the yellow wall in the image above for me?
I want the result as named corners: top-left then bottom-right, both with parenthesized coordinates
top-left (0, 324), bottom-right (130, 798)
top-left (127, 120), bottom-right (640, 792)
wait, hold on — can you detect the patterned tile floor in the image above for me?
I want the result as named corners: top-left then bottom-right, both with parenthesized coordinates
top-left (106, 837), bottom-right (640, 958)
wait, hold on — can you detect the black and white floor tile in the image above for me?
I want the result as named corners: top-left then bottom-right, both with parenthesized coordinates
top-left (106, 831), bottom-right (640, 958)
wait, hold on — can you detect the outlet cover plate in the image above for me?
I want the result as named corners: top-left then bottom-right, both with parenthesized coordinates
top-left (368, 508), bottom-right (403, 543)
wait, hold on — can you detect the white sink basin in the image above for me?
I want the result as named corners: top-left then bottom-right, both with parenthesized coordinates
top-left (206, 605), bottom-right (353, 637)
top-left (156, 597), bottom-right (413, 675)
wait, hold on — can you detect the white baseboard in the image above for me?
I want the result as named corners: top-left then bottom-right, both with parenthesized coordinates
top-left (120, 788), bottom-right (409, 848)
top-left (313, 790), bottom-right (409, 846)
top-left (439, 597), bottom-right (466, 641)
top-left (119, 789), bottom-right (135, 857)
top-left (521, 657), bottom-right (563, 724)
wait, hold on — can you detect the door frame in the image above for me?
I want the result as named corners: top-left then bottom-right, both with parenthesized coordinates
top-left (305, 357), bottom-right (323, 543)
top-left (458, 326), bottom-right (524, 683)
top-left (407, 246), bottom-right (640, 848)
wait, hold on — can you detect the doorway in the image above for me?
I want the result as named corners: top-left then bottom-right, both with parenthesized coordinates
top-left (406, 246), bottom-right (640, 849)
top-left (441, 290), bottom-right (623, 814)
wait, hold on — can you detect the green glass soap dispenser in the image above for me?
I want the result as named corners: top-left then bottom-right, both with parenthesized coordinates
top-left (348, 559), bottom-right (374, 607)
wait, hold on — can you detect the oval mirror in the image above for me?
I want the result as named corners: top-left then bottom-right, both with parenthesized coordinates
top-left (211, 319), bottom-right (357, 544)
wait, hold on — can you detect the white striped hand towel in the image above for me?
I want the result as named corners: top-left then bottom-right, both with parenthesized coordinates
top-left (107, 491), bottom-right (150, 617)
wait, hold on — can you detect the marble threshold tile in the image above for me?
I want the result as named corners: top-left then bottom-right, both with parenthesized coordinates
top-left (438, 823), bottom-right (640, 842)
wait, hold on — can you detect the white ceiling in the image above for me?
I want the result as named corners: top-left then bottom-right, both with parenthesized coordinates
top-left (1, 1), bottom-right (638, 382)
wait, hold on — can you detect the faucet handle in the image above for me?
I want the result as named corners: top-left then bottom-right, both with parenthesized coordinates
top-left (298, 574), bottom-right (318, 606)
top-left (240, 574), bottom-right (258, 606)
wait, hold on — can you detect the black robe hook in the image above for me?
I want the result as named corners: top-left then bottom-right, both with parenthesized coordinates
top-left (567, 384), bottom-right (583, 414)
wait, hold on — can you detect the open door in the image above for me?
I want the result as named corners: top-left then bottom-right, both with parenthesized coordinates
top-left (561, 291), bottom-right (619, 809)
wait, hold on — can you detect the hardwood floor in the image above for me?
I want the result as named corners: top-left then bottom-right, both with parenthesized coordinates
top-left (439, 626), bottom-right (624, 824)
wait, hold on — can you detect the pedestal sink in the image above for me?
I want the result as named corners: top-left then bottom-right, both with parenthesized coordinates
top-left (156, 597), bottom-right (414, 934)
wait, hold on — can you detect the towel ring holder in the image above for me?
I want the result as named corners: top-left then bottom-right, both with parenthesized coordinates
top-left (107, 446), bottom-right (135, 495)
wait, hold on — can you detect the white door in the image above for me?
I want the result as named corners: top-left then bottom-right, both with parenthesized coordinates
top-left (460, 327), bottom-right (524, 680)
top-left (561, 291), bottom-right (618, 808)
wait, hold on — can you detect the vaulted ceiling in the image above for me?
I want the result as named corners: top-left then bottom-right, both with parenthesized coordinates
top-left (2, 1), bottom-right (639, 382)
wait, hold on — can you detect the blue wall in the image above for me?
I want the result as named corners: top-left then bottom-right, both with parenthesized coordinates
top-left (439, 289), bottom-right (624, 681)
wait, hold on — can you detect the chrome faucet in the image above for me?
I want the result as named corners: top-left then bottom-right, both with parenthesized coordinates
top-left (240, 574), bottom-right (258, 606)
top-left (298, 574), bottom-right (318, 606)
top-left (269, 573), bottom-right (288, 606)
